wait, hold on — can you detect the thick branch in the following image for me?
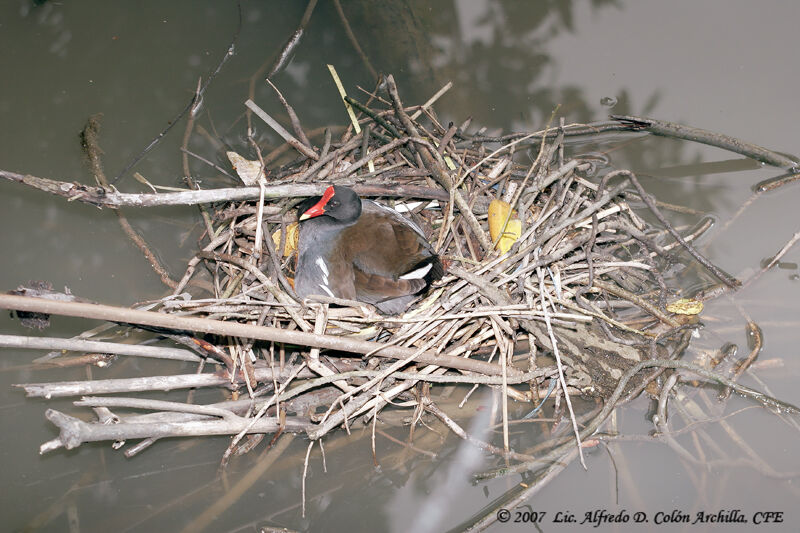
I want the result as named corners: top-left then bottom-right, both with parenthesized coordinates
top-left (0, 170), bottom-right (453, 207)
top-left (40, 408), bottom-right (310, 453)
top-left (611, 115), bottom-right (799, 170)
top-left (0, 294), bottom-right (518, 377)
top-left (0, 334), bottom-right (203, 363)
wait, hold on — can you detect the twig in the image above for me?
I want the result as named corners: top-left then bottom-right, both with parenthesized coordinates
top-left (384, 75), bottom-right (494, 251)
top-left (0, 169), bottom-right (469, 207)
top-left (0, 334), bottom-right (204, 363)
top-left (245, 99), bottom-right (318, 160)
top-left (266, 0), bottom-right (316, 79)
top-left (74, 397), bottom-right (239, 420)
top-left (538, 265), bottom-right (586, 468)
top-left (741, 230), bottom-right (800, 290)
top-left (16, 365), bottom-right (311, 398)
top-left (611, 115), bottom-right (799, 169)
top-left (613, 169), bottom-right (741, 288)
top-left (424, 400), bottom-right (536, 462)
top-left (267, 80), bottom-right (313, 148)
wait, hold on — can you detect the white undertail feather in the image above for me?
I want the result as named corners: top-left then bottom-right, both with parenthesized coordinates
top-left (399, 262), bottom-right (432, 280)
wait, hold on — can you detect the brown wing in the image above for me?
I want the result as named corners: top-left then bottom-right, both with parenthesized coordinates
top-left (341, 209), bottom-right (435, 278)
top-left (353, 268), bottom-right (426, 302)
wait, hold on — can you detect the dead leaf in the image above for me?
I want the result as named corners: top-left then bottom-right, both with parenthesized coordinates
top-left (488, 199), bottom-right (521, 254)
top-left (272, 222), bottom-right (299, 257)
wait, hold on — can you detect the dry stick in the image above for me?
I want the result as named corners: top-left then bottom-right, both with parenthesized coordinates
top-left (343, 96), bottom-right (403, 138)
top-left (328, 136), bottom-right (414, 180)
top-left (40, 408), bottom-right (308, 453)
top-left (0, 169), bottom-right (467, 208)
top-left (112, 2), bottom-right (242, 184)
top-left (266, 80), bottom-right (313, 148)
top-left (590, 279), bottom-right (680, 328)
top-left (719, 320), bottom-right (763, 401)
top-left (245, 99), bottom-right (319, 160)
top-left (75, 383), bottom-right (341, 428)
top-left (616, 170), bottom-right (741, 289)
top-left (16, 365), bottom-right (312, 398)
top-left (306, 306), bottom-right (352, 392)
top-left (295, 136), bottom-right (364, 181)
top-left (410, 81), bottom-right (454, 121)
top-left (464, 448), bottom-right (580, 531)
top-left (223, 362), bottom-right (308, 465)
top-left (181, 80), bottom-right (216, 239)
top-left (457, 121), bottom-right (636, 145)
top-left (489, 317), bottom-right (514, 452)
top-left (180, 147), bottom-right (236, 180)
top-left (200, 251), bottom-right (310, 331)
top-left (308, 332), bottom-right (455, 440)
top-left (0, 334), bottom-right (204, 363)
top-left (538, 266), bottom-right (586, 469)
top-left (508, 179), bottom-right (631, 267)
top-left (755, 170), bottom-right (800, 192)
top-left (741, 230), bottom-right (800, 290)
top-left (327, 344), bottom-right (444, 427)
top-left (0, 295), bottom-right (517, 377)
top-left (654, 373), bottom-right (699, 464)
top-left (74, 397), bottom-right (240, 421)
top-left (173, 229), bottom-right (233, 295)
top-left (301, 440), bottom-right (316, 518)
top-left (424, 400), bottom-right (537, 463)
top-left (243, 0), bottom-right (315, 138)
top-left (267, 0), bottom-right (316, 79)
top-left (259, 219), bottom-right (298, 297)
top-left (81, 115), bottom-right (178, 288)
top-left (610, 115), bottom-right (799, 170)
top-left (384, 75), bottom-right (494, 251)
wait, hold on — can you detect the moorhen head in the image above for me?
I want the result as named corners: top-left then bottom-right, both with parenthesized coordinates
top-left (295, 185), bottom-right (443, 314)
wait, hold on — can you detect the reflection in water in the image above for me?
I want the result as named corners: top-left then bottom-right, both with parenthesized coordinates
top-left (403, 398), bottom-right (490, 533)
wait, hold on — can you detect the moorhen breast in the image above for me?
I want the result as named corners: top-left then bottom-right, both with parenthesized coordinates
top-left (295, 185), bottom-right (443, 314)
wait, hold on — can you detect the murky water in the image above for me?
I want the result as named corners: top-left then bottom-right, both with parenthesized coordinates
top-left (2, 1), bottom-right (799, 531)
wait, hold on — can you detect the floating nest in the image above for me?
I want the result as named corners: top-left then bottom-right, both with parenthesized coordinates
top-left (153, 75), bottom-right (712, 436)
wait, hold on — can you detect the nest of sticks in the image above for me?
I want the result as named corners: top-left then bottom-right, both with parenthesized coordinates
top-left (19, 75), bottom-right (799, 496)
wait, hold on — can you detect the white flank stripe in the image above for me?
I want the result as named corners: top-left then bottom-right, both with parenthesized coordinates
top-left (315, 257), bottom-right (329, 277)
top-left (400, 263), bottom-right (432, 280)
top-left (318, 283), bottom-right (335, 297)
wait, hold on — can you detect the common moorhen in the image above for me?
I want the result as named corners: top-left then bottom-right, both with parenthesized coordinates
top-left (295, 185), bottom-right (443, 314)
